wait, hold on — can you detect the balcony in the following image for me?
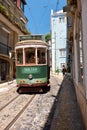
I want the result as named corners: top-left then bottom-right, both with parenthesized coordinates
top-left (0, 0), bottom-right (28, 34)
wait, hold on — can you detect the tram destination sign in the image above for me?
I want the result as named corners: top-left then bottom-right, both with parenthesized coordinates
top-left (22, 67), bottom-right (40, 74)
top-left (19, 35), bottom-right (45, 41)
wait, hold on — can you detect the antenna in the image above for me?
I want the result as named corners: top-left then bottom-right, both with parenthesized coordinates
top-left (56, 0), bottom-right (59, 11)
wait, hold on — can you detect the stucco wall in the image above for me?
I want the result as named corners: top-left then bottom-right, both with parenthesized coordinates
top-left (73, 0), bottom-right (87, 129)
top-left (51, 10), bottom-right (67, 72)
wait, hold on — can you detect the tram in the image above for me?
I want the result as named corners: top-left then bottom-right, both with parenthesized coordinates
top-left (15, 35), bottom-right (50, 93)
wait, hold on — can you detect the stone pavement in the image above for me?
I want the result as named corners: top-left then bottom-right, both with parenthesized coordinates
top-left (50, 74), bottom-right (85, 130)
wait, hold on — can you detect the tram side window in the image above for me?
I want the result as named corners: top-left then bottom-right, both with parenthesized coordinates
top-left (37, 48), bottom-right (46, 64)
top-left (25, 48), bottom-right (35, 64)
top-left (16, 49), bottom-right (23, 64)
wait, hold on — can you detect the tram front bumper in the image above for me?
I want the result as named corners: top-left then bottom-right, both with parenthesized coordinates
top-left (17, 82), bottom-right (48, 87)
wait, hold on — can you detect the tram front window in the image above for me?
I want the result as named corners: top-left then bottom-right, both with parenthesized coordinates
top-left (16, 49), bottom-right (23, 64)
top-left (37, 48), bottom-right (46, 64)
top-left (25, 48), bottom-right (35, 64)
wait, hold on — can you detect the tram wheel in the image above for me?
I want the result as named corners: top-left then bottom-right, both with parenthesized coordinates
top-left (42, 86), bottom-right (50, 93)
top-left (17, 87), bottom-right (22, 94)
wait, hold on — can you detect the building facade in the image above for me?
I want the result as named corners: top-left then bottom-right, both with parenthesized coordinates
top-left (0, 0), bottom-right (28, 81)
top-left (63, 0), bottom-right (87, 129)
top-left (51, 10), bottom-right (67, 73)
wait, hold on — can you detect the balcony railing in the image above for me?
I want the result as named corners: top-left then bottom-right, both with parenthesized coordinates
top-left (0, 0), bottom-right (28, 34)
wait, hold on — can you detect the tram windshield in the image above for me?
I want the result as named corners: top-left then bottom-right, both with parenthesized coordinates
top-left (16, 49), bottom-right (23, 64)
top-left (16, 47), bottom-right (47, 65)
top-left (25, 48), bottom-right (35, 64)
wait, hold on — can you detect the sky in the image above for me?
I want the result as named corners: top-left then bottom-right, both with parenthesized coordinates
top-left (25, 0), bottom-right (66, 35)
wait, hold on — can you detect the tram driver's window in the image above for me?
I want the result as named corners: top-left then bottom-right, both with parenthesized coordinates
top-left (25, 48), bottom-right (35, 64)
top-left (16, 49), bottom-right (23, 64)
top-left (37, 48), bottom-right (46, 64)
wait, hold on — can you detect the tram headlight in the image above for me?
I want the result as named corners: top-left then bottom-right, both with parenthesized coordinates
top-left (28, 74), bottom-right (33, 79)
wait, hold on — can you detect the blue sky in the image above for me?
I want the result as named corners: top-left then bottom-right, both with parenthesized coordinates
top-left (25, 0), bottom-right (66, 35)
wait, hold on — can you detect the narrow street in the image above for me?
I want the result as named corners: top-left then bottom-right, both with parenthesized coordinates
top-left (0, 73), bottom-right (84, 130)
top-left (0, 74), bottom-right (62, 130)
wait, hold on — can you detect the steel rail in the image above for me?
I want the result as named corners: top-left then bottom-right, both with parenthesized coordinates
top-left (0, 95), bottom-right (19, 111)
top-left (4, 95), bottom-right (36, 130)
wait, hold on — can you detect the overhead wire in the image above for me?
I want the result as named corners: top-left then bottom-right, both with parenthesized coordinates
top-left (37, 5), bottom-right (48, 32)
top-left (55, 0), bottom-right (66, 11)
top-left (25, 0), bottom-right (62, 34)
top-left (25, 1), bottom-right (38, 33)
top-left (38, 0), bottom-right (51, 33)
top-left (25, 0), bottom-right (51, 34)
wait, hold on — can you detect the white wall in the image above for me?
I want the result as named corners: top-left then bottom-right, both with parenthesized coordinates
top-left (51, 10), bottom-right (67, 72)
top-left (81, 0), bottom-right (87, 99)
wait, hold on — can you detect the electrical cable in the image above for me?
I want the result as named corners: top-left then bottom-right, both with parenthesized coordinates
top-left (25, 0), bottom-right (51, 34)
top-left (25, 1), bottom-right (38, 33)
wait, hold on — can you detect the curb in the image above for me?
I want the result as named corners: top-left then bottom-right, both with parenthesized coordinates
top-left (0, 80), bottom-right (16, 87)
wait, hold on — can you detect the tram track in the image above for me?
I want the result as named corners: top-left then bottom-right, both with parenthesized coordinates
top-left (0, 95), bottom-right (19, 111)
top-left (4, 95), bottom-right (35, 130)
top-left (0, 85), bottom-right (20, 111)
top-left (0, 76), bottom-right (63, 130)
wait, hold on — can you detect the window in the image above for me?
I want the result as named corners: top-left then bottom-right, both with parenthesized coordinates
top-left (67, 16), bottom-right (72, 27)
top-left (60, 49), bottom-right (66, 57)
top-left (59, 18), bottom-right (62, 23)
top-left (37, 48), bottom-right (46, 64)
top-left (20, 0), bottom-right (24, 11)
top-left (14, 0), bottom-right (16, 3)
top-left (76, 17), bottom-right (83, 82)
top-left (62, 17), bottom-right (65, 22)
top-left (0, 28), bottom-right (10, 55)
top-left (79, 30), bottom-right (83, 80)
top-left (53, 19), bottom-right (56, 26)
top-left (16, 49), bottom-right (23, 64)
top-left (25, 48), bottom-right (35, 64)
top-left (59, 17), bottom-right (65, 23)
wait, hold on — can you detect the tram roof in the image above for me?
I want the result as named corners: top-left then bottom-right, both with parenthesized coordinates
top-left (18, 34), bottom-right (45, 41)
top-left (15, 40), bottom-right (49, 47)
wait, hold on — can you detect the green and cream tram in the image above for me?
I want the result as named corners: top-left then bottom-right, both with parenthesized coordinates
top-left (15, 35), bottom-right (50, 93)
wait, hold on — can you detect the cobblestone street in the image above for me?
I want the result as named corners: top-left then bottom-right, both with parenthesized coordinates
top-left (0, 74), bottom-right (85, 130)
top-left (0, 74), bottom-right (62, 130)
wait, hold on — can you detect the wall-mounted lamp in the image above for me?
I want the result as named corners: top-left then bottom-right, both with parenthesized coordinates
top-left (20, 17), bottom-right (26, 24)
top-left (9, 51), bottom-right (12, 59)
top-left (9, 50), bottom-right (15, 60)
